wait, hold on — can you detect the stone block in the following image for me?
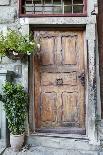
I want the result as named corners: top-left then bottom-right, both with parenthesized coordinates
top-left (0, 0), bottom-right (10, 6)
top-left (0, 7), bottom-right (16, 23)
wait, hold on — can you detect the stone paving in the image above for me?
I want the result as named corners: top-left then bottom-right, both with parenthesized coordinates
top-left (1, 135), bottom-right (102, 155)
top-left (1, 145), bottom-right (100, 155)
top-left (0, 140), bottom-right (6, 155)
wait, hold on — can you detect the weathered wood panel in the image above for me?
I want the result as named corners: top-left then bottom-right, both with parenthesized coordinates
top-left (34, 30), bottom-right (85, 133)
top-left (40, 37), bottom-right (54, 65)
top-left (62, 36), bottom-right (77, 65)
top-left (41, 93), bottom-right (57, 124)
top-left (41, 72), bottom-right (77, 86)
top-left (62, 92), bottom-right (78, 125)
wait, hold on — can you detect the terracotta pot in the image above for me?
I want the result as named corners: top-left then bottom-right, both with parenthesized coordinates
top-left (10, 134), bottom-right (24, 151)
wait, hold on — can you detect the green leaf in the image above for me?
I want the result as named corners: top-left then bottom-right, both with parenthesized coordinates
top-left (1, 82), bottom-right (28, 134)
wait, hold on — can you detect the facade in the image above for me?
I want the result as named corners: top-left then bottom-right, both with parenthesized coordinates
top-left (0, 0), bottom-right (102, 152)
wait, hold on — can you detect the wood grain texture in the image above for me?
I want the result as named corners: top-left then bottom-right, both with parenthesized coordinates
top-left (41, 93), bottom-right (57, 123)
top-left (34, 30), bottom-right (85, 133)
top-left (41, 72), bottom-right (77, 86)
top-left (40, 37), bottom-right (54, 65)
top-left (34, 56), bottom-right (41, 128)
top-left (62, 93), bottom-right (78, 124)
top-left (62, 36), bottom-right (77, 65)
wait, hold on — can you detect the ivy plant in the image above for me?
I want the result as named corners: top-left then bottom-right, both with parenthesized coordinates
top-left (0, 82), bottom-right (28, 135)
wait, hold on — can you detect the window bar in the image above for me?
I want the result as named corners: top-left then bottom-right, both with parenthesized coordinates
top-left (43, 0), bottom-right (46, 14)
top-left (24, 0), bottom-right (26, 14)
top-left (43, 0), bottom-right (45, 14)
top-left (41, 0), bottom-right (43, 14)
top-left (62, 0), bottom-right (64, 14)
top-left (31, 0), bottom-right (33, 14)
top-left (32, 0), bottom-right (35, 14)
top-left (52, 0), bottom-right (54, 14)
top-left (83, 0), bottom-right (85, 13)
top-left (72, 0), bottom-right (73, 14)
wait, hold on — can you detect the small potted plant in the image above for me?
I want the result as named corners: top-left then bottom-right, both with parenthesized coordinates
top-left (0, 82), bottom-right (28, 151)
top-left (0, 30), bottom-right (39, 60)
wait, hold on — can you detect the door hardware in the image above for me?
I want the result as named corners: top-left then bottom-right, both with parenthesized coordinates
top-left (78, 72), bottom-right (85, 86)
top-left (56, 78), bottom-right (63, 86)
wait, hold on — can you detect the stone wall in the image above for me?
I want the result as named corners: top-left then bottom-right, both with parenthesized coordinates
top-left (0, 0), bottom-right (28, 143)
top-left (0, 0), bottom-right (101, 146)
top-left (0, 0), bottom-right (28, 88)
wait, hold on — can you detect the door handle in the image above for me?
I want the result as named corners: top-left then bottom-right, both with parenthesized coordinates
top-left (56, 78), bottom-right (63, 86)
top-left (78, 72), bottom-right (85, 86)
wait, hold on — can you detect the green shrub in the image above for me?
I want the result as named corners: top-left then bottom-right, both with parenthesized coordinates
top-left (0, 82), bottom-right (28, 135)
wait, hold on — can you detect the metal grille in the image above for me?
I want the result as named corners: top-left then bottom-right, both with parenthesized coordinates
top-left (22, 0), bottom-right (84, 14)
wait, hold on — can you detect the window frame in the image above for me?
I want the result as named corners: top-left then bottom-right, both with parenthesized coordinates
top-left (19, 0), bottom-right (87, 17)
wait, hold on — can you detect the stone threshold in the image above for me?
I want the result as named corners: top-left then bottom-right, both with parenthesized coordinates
top-left (31, 132), bottom-right (88, 140)
top-left (26, 133), bottom-right (100, 151)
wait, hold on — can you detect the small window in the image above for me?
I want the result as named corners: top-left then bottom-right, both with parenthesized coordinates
top-left (19, 0), bottom-right (87, 17)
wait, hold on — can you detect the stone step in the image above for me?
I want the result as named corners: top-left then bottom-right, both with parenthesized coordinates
top-left (26, 134), bottom-right (100, 151)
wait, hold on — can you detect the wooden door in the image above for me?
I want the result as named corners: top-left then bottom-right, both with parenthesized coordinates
top-left (34, 29), bottom-right (85, 134)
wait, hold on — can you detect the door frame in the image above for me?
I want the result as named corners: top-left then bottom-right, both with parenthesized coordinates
top-left (27, 23), bottom-right (100, 145)
top-left (29, 26), bottom-right (88, 136)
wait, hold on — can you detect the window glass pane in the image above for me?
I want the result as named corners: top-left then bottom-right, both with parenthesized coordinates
top-left (24, 0), bottom-right (85, 15)
top-left (44, 11), bottom-right (53, 14)
top-left (34, 0), bottom-right (42, 2)
top-left (73, 5), bottom-right (83, 13)
top-left (25, 0), bottom-right (42, 13)
top-left (44, 0), bottom-right (52, 4)
top-left (44, 5), bottom-right (53, 12)
top-left (25, 4), bottom-right (34, 13)
top-left (35, 5), bottom-right (43, 12)
top-left (64, 6), bottom-right (72, 13)
top-left (53, 0), bottom-right (61, 5)
top-left (53, 0), bottom-right (62, 13)
top-left (73, 0), bottom-right (83, 4)
top-left (43, 0), bottom-right (52, 13)
top-left (34, 0), bottom-right (42, 5)
top-left (35, 11), bottom-right (43, 14)
top-left (53, 6), bottom-right (62, 13)
top-left (34, 0), bottom-right (42, 13)
top-left (64, 0), bottom-right (72, 5)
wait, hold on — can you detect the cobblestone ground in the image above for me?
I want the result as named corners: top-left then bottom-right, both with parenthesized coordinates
top-left (2, 145), bottom-right (100, 155)
top-left (0, 140), bottom-right (6, 154)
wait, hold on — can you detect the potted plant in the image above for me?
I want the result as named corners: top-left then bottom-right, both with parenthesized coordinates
top-left (0, 30), bottom-right (38, 60)
top-left (0, 82), bottom-right (28, 151)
